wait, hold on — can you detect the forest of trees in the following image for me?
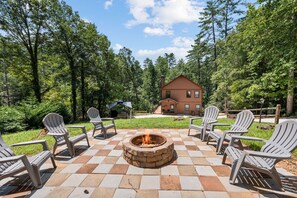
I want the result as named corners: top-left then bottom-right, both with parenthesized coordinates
top-left (0, 0), bottom-right (296, 131)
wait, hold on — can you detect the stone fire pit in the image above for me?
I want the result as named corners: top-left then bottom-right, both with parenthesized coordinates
top-left (122, 133), bottom-right (174, 168)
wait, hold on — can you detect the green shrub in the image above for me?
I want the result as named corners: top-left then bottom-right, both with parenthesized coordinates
top-left (17, 100), bottom-right (71, 129)
top-left (0, 106), bottom-right (26, 133)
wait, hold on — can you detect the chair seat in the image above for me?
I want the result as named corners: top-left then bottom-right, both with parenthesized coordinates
top-left (208, 131), bottom-right (232, 141)
top-left (225, 146), bottom-right (273, 170)
top-left (104, 124), bottom-right (115, 130)
top-left (189, 124), bottom-right (204, 131)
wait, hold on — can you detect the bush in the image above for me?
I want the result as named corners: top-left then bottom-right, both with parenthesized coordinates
top-left (17, 100), bottom-right (71, 129)
top-left (0, 106), bottom-right (26, 133)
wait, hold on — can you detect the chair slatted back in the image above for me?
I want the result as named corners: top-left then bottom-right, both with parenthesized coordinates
top-left (202, 106), bottom-right (220, 126)
top-left (261, 120), bottom-right (297, 167)
top-left (230, 110), bottom-right (254, 135)
top-left (87, 107), bottom-right (102, 122)
top-left (0, 134), bottom-right (16, 173)
top-left (43, 113), bottom-right (68, 143)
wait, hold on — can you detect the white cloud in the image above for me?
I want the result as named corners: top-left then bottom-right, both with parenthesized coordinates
top-left (126, 0), bottom-right (203, 36)
top-left (104, 0), bottom-right (113, 10)
top-left (172, 37), bottom-right (194, 48)
top-left (82, 18), bottom-right (91, 23)
top-left (136, 36), bottom-right (194, 62)
top-left (113, 43), bottom-right (124, 52)
top-left (144, 26), bottom-right (173, 36)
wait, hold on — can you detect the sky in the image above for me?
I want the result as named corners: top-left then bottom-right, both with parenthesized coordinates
top-left (64, 0), bottom-right (206, 64)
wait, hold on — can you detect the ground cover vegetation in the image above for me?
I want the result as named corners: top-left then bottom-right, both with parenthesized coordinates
top-left (0, 0), bottom-right (296, 133)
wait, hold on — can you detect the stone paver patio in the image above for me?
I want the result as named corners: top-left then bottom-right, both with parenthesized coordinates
top-left (0, 129), bottom-right (296, 198)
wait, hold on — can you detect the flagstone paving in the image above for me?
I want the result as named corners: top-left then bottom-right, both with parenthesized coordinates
top-left (0, 129), bottom-right (296, 198)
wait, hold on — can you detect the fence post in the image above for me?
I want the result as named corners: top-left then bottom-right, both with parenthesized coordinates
top-left (275, 104), bottom-right (281, 124)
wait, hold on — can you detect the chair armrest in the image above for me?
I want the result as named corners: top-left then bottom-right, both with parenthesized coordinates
top-left (206, 120), bottom-right (217, 124)
top-left (67, 126), bottom-right (87, 134)
top-left (101, 118), bottom-right (114, 121)
top-left (47, 132), bottom-right (66, 136)
top-left (225, 130), bottom-right (248, 134)
top-left (212, 123), bottom-right (232, 127)
top-left (190, 117), bottom-right (202, 124)
top-left (11, 140), bottom-right (49, 151)
top-left (229, 135), bottom-right (266, 147)
top-left (0, 155), bottom-right (26, 163)
top-left (244, 150), bottom-right (291, 160)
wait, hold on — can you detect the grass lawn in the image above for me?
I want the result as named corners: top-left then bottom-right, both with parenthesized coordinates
top-left (2, 117), bottom-right (296, 157)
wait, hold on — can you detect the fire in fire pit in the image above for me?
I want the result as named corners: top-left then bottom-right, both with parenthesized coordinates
top-left (123, 132), bottom-right (174, 168)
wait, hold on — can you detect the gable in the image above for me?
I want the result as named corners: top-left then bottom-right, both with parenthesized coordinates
top-left (162, 75), bottom-right (202, 90)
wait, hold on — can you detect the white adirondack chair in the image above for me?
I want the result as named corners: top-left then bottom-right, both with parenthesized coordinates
top-left (188, 106), bottom-right (220, 141)
top-left (223, 120), bottom-right (297, 191)
top-left (207, 110), bottom-right (254, 154)
top-left (87, 107), bottom-right (117, 139)
top-left (0, 134), bottom-right (56, 188)
top-left (43, 113), bottom-right (90, 157)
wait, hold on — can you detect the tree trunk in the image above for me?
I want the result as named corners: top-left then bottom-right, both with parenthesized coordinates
top-left (70, 58), bottom-right (77, 121)
top-left (224, 0), bottom-right (229, 39)
top-left (31, 58), bottom-right (42, 103)
top-left (3, 62), bottom-right (10, 105)
top-left (80, 61), bottom-right (85, 119)
top-left (286, 67), bottom-right (294, 115)
top-left (211, 12), bottom-right (217, 71)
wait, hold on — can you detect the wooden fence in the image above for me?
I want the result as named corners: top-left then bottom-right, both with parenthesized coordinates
top-left (226, 104), bottom-right (281, 124)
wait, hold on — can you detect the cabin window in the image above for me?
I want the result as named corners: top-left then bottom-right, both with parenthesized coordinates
top-left (186, 90), bottom-right (191, 98)
top-left (166, 91), bottom-right (171, 98)
top-left (185, 104), bottom-right (190, 111)
top-left (195, 104), bottom-right (200, 112)
top-left (194, 91), bottom-right (199, 98)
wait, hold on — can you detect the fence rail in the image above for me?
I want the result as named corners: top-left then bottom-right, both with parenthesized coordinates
top-left (226, 104), bottom-right (281, 124)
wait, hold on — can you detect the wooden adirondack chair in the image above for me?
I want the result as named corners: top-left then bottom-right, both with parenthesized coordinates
top-left (87, 107), bottom-right (117, 139)
top-left (207, 110), bottom-right (254, 154)
top-left (0, 134), bottom-right (56, 188)
top-left (223, 120), bottom-right (297, 191)
top-left (43, 113), bottom-right (90, 157)
top-left (188, 106), bottom-right (220, 141)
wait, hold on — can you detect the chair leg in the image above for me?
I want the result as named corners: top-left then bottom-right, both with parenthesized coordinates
top-left (206, 135), bottom-right (211, 145)
top-left (50, 155), bottom-right (57, 168)
top-left (114, 126), bottom-right (117, 134)
top-left (32, 166), bottom-right (42, 188)
top-left (222, 152), bottom-right (227, 164)
top-left (188, 128), bottom-right (191, 136)
top-left (52, 142), bottom-right (57, 156)
top-left (237, 140), bottom-right (243, 150)
top-left (217, 138), bottom-right (223, 154)
top-left (85, 135), bottom-right (90, 147)
top-left (229, 154), bottom-right (246, 184)
top-left (269, 167), bottom-right (284, 191)
top-left (92, 127), bottom-right (96, 137)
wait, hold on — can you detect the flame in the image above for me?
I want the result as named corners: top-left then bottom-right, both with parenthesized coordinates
top-left (142, 132), bottom-right (151, 144)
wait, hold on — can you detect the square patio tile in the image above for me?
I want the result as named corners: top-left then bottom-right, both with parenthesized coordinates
top-left (144, 168), bottom-right (161, 175)
top-left (80, 174), bottom-right (105, 187)
top-left (175, 145), bottom-right (187, 151)
top-left (113, 189), bottom-right (136, 198)
top-left (140, 176), bottom-right (160, 189)
top-left (45, 187), bottom-right (74, 198)
top-left (185, 145), bottom-right (199, 151)
top-left (61, 174), bottom-right (88, 187)
top-left (218, 177), bottom-right (250, 192)
top-left (45, 173), bottom-right (71, 186)
top-left (92, 164), bottom-right (113, 174)
top-left (102, 156), bottom-right (119, 164)
top-left (99, 175), bottom-right (123, 188)
top-left (82, 149), bottom-right (98, 156)
top-left (172, 138), bottom-right (183, 141)
top-left (90, 187), bottom-right (115, 198)
top-left (87, 156), bottom-right (105, 164)
top-left (76, 164), bottom-right (98, 174)
top-left (95, 150), bottom-right (111, 156)
top-left (198, 146), bottom-right (213, 151)
top-left (176, 157), bottom-right (193, 165)
top-left (188, 150), bottom-right (203, 157)
top-left (29, 187), bottom-right (55, 198)
top-left (136, 190), bottom-right (158, 198)
top-left (160, 175), bottom-right (181, 190)
top-left (127, 165), bottom-right (145, 175)
top-left (206, 158), bottom-right (223, 165)
top-left (179, 176), bottom-right (203, 190)
top-left (204, 191), bottom-right (230, 198)
top-left (116, 157), bottom-right (129, 164)
top-left (103, 145), bottom-right (116, 150)
top-left (159, 190), bottom-right (182, 198)
top-left (184, 141), bottom-right (196, 146)
top-left (109, 164), bottom-right (129, 174)
top-left (199, 176), bottom-right (226, 191)
top-left (181, 191), bottom-right (205, 198)
top-left (119, 175), bottom-right (141, 189)
top-left (108, 150), bottom-right (123, 157)
top-left (73, 156), bottom-right (92, 163)
top-left (212, 166), bottom-right (231, 177)
top-left (191, 157), bottom-right (210, 165)
top-left (178, 165), bottom-right (197, 176)
top-left (195, 166), bottom-right (217, 176)
top-left (68, 187), bottom-right (95, 198)
top-left (176, 150), bottom-right (189, 157)
top-left (60, 164), bottom-right (83, 174)
top-left (228, 192), bottom-right (254, 198)
top-left (161, 165), bottom-right (179, 175)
